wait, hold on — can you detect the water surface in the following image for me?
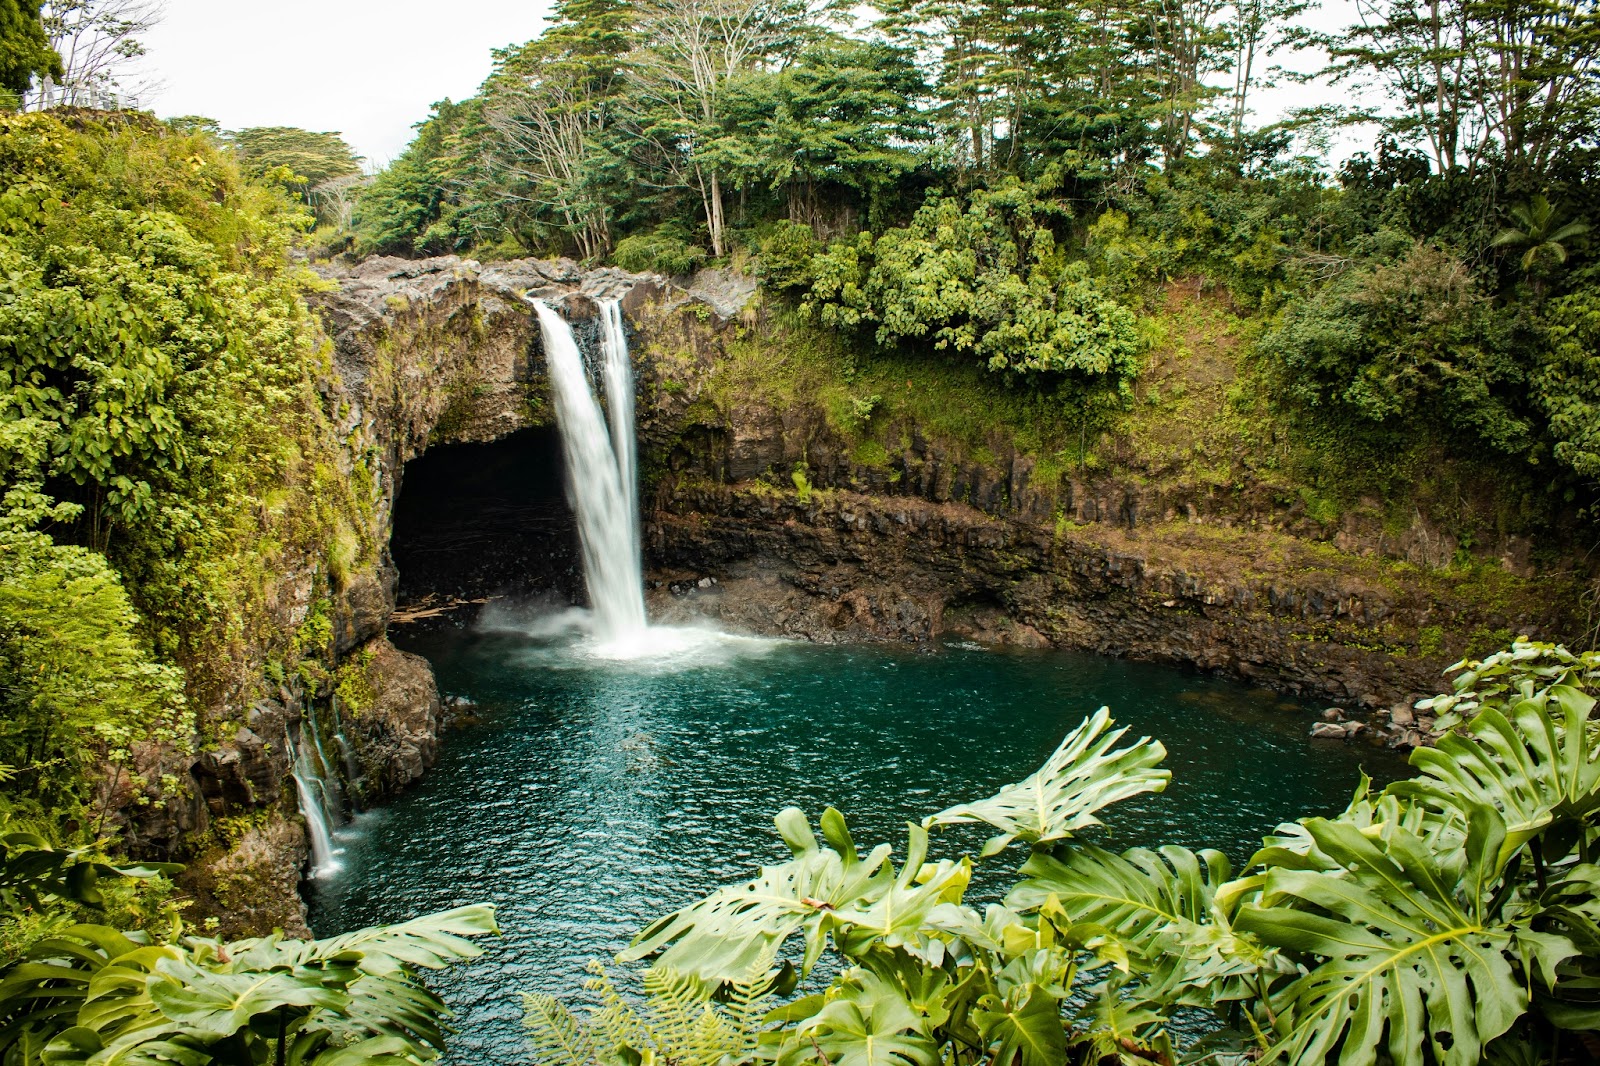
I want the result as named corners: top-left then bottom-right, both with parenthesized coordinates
top-left (308, 612), bottom-right (1405, 1063)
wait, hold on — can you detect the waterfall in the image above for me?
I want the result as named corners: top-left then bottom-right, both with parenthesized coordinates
top-left (531, 299), bottom-right (648, 642)
top-left (287, 731), bottom-right (341, 877)
top-left (304, 705), bottom-right (344, 813)
top-left (598, 300), bottom-right (641, 565)
top-left (330, 694), bottom-right (362, 789)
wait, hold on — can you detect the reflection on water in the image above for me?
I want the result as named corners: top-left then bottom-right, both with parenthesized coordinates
top-left (308, 605), bottom-right (1408, 1064)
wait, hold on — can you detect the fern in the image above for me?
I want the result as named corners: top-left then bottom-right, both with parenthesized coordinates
top-left (525, 961), bottom-right (775, 1066)
top-left (525, 993), bottom-right (601, 1066)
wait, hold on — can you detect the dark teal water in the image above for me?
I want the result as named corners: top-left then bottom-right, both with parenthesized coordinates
top-left (307, 613), bottom-right (1405, 1063)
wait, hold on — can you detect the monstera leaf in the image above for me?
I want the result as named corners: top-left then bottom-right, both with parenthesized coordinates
top-left (831, 824), bottom-right (972, 962)
top-left (0, 834), bottom-right (179, 917)
top-left (1393, 693), bottom-right (1600, 865)
top-left (0, 906), bottom-right (498, 1066)
top-left (1009, 843), bottom-right (1228, 948)
top-left (783, 969), bottom-right (938, 1066)
top-left (1252, 773), bottom-right (1465, 874)
top-left (147, 965), bottom-right (352, 1037)
top-left (973, 981), bottom-right (1069, 1066)
top-left (240, 905), bottom-right (498, 976)
top-left (1517, 864), bottom-right (1600, 1030)
top-left (1236, 807), bottom-right (1528, 1066)
top-left (1006, 843), bottom-right (1270, 1005)
top-left (622, 808), bottom-right (895, 982)
top-left (1070, 975), bottom-right (1173, 1066)
top-left (923, 709), bottom-right (1169, 855)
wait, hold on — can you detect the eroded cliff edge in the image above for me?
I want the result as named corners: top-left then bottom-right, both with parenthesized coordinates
top-left (164, 253), bottom-right (1587, 936)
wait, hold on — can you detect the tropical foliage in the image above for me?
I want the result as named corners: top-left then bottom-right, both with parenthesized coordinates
top-left (0, 0), bottom-right (59, 100)
top-left (0, 833), bottom-right (498, 1066)
top-left (805, 179), bottom-right (1143, 394)
top-left (0, 105), bottom-right (372, 849)
top-left (328, 0), bottom-right (1600, 516)
top-left (532, 641), bottom-right (1600, 1066)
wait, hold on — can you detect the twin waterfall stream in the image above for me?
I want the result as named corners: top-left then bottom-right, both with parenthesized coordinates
top-left (534, 299), bottom-right (648, 644)
top-left (294, 298), bottom-right (647, 877)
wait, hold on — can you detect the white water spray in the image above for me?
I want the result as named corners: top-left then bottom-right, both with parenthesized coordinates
top-left (532, 299), bottom-right (648, 642)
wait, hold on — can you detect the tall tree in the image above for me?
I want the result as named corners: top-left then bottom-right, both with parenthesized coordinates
top-left (624, 0), bottom-right (828, 256)
top-left (233, 126), bottom-right (363, 196)
top-left (724, 35), bottom-right (930, 231)
top-left (0, 0), bottom-right (59, 100)
top-left (352, 99), bottom-right (478, 255)
top-left (1223, 0), bottom-right (1305, 142)
top-left (1315, 0), bottom-right (1600, 178)
top-left (1141, 0), bottom-right (1233, 161)
top-left (876, 0), bottom-right (1011, 174)
top-left (474, 0), bottom-right (633, 260)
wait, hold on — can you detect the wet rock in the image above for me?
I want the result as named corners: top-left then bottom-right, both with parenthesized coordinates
top-left (335, 564), bottom-right (396, 654)
top-left (1309, 722), bottom-right (1349, 740)
top-left (184, 821), bottom-right (311, 939)
top-left (348, 639), bottom-right (442, 800)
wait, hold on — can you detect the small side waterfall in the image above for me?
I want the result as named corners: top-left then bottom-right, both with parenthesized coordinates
top-left (532, 299), bottom-right (648, 643)
top-left (287, 730), bottom-right (341, 877)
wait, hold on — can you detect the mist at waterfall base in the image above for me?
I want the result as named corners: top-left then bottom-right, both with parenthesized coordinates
top-left (302, 300), bottom-right (1405, 1062)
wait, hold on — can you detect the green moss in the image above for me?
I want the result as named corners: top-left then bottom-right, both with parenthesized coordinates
top-left (852, 440), bottom-right (891, 468)
top-left (335, 646), bottom-right (379, 717)
top-left (294, 601), bottom-right (334, 656)
top-left (1418, 625), bottom-right (1445, 656)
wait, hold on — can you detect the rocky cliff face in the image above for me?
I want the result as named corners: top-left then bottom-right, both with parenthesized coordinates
top-left (622, 299), bottom-right (1579, 720)
top-left (168, 252), bottom-right (1585, 935)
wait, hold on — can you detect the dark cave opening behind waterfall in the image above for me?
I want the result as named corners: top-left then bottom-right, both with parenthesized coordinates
top-left (390, 428), bottom-right (584, 611)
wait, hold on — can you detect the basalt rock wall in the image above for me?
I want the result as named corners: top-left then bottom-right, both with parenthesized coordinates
top-left (164, 255), bottom-right (661, 936)
top-left (625, 298), bottom-right (1584, 714)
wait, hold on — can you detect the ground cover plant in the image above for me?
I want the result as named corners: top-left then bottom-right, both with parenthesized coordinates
top-left (528, 641), bottom-right (1600, 1066)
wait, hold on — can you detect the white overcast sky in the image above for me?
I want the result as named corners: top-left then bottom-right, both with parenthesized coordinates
top-left (142, 0), bottom-right (558, 167)
top-left (140, 0), bottom-right (1365, 170)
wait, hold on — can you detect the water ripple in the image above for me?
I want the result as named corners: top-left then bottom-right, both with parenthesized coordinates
top-left (309, 622), bottom-right (1406, 1064)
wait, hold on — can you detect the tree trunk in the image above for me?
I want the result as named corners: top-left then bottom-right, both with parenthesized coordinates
top-left (708, 171), bottom-right (726, 257)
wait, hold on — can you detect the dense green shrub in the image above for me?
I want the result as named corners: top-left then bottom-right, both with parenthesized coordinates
top-left (612, 226), bottom-right (709, 277)
top-left (0, 835), bottom-right (497, 1065)
top-left (805, 179), bottom-right (1141, 396)
top-left (756, 220), bottom-right (820, 293)
top-left (1091, 159), bottom-right (1338, 309)
top-left (352, 100), bottom-right (477, 257)
top-left (1535, 278), bottom-right (1600, 481)
top-left (1256, 237), bottom-right (1532, 456)
top-left (0, 111), bottom-right (365, 824)
top-left (0, 517), bottom-right (187, 819)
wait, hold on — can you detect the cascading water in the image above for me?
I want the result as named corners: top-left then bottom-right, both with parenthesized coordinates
top-left (305, 706), bottom-right (344, 812)
top-left (531, 299), bottom-right (648, 644)
top-left (287, 731), bottom-right (341, 877)
top-left (598, 299), bottom-right (641, 566)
